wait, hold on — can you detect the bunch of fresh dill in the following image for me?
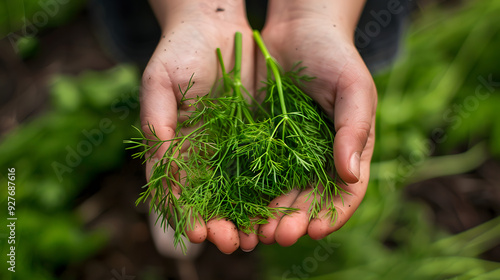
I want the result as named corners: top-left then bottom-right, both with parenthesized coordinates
top-left (126, 31), bottom-right (344, 251)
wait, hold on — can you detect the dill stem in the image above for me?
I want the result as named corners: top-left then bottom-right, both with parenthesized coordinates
top-left (252, 30), bottom-right (287, 115)
top-left (233, 32), bottom-right (242, 85)
top-left (216, 48), bottom-right (230, 94)
top-left (233, 32), bottom-right (243, 102)
top-left (233, 31), bottom-right (244, 123)
top-left (233, 32), bottom-right (243, 208)
top-left (232, 32), bottom-right (255, 124)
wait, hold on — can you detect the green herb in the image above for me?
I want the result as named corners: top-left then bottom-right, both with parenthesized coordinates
top-left (126, 31), bottom-right (344, 252)
top-left (248, 31), bottom-right (344, 218)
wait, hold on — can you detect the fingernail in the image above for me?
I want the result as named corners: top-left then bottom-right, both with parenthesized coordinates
top-left (242, 248), bottom-right (255, 253)
top-left (348, 152), bottom-right (360, 182)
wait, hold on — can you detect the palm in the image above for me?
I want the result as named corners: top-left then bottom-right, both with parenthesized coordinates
top-left (257, 19), bottom-right (377, 245)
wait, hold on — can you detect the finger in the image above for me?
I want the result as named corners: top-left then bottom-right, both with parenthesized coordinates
top-left (334, 63), bottom-right (377, 184)
top-left (163, 200), bottom-right (209, 245)
top-left (185, 214), bottom-right (208, 244)
top-left (153, 182), bottom-right (208, 244)
top-left (206, 218), bottom-right (240, 254)
top-left (152, 166), bottom-right (209, 244)
top-left (162, 205), bottom-right (209, 245)
top-left (238, 222), bottom-right (260, 252)
top-left (148, 210), bottom-right (203, 259)
top-left (141, 59), bottom-right (178, 163)
top-left (274, 187), bottom-right (321, 247)
top-left (309, 121), bottom-right (375, 239)
top-left (258, 189), bottom-right (301, 244)
top-left (307, 184), bottom-right (360, 240)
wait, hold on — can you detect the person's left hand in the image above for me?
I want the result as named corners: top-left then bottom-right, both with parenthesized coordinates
top-left (255, 8), bottom-right (377, 246)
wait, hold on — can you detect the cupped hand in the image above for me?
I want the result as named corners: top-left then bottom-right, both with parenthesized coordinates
top-left (256, 10), bottom-right (377, 246)
top-left (141, 2), bottom-right (256, 254)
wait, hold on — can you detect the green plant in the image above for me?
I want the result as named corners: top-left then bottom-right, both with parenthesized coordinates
top-left (261, 1), bottom-right (500, 279)
top-left (1, 0), bottom-right (87, 39)
top-left (0, 65), bottom-right (140, 280)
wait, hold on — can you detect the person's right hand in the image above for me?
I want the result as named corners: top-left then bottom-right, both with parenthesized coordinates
top-left (141, 0), bottom-right (256, 254)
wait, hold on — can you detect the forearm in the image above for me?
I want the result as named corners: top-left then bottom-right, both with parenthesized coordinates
top-left (265, 0), bottom-right (366, 37)
top-left (148, 0), bottom-right (248, 30)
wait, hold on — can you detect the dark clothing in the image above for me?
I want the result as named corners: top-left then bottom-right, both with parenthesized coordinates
top-left (355, 0), bottom-right (414, 72)
top-left (89, 0), bottom-right (414, 72)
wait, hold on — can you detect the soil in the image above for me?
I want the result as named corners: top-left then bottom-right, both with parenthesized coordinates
top-left (405, 159), bottom-right (500, 262)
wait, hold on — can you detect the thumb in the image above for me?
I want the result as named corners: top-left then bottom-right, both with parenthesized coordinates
top-left (333, 72), bottom-right (377, 184)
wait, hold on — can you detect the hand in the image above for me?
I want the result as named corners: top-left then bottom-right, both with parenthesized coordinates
top-left (141, 0), bottom-right (255, 254)
top-left (256, 1), bottom-right (377, 246)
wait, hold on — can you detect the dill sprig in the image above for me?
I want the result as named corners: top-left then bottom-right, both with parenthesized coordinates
top-left (248, 31), bottom-right (344, 219)
top-left (126, 31), bottom-right (345, 252)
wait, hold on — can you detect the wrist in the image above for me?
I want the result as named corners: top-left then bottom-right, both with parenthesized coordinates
top-left (149, 0), bottom-right (248, 30)
top-left (265, 0), bottom-right (366, 41)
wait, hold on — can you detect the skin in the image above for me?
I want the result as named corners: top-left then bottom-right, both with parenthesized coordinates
top-left (250, 0), bottom-right (377, 248)
top-left (143, 0), bottom-right (255, 254)
top-left (142, 0), bottom-right (376, 253)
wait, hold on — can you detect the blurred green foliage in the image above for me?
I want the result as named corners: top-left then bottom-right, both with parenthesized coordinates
top-left (15, 35), bottom-right (40, 59)
top-left (374, 0), bottom-right (500, 162)
top-left (261, 1), bottom-right (500, 279)
top-left (263, 190), bottom-right (500, 280)
top-left (0, 65), bottom-right (140, 280)
top-left (0, 0), bottom-right (86, 39)
top-left (371, 0), bottom-right (500, 188)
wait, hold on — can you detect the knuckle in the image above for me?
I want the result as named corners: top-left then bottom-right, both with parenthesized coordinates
top-left (354, 120), bottom-right (371, 148)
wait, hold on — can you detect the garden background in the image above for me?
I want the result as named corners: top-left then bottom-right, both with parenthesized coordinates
top-left (1, 0), bottom-right (500, 279)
